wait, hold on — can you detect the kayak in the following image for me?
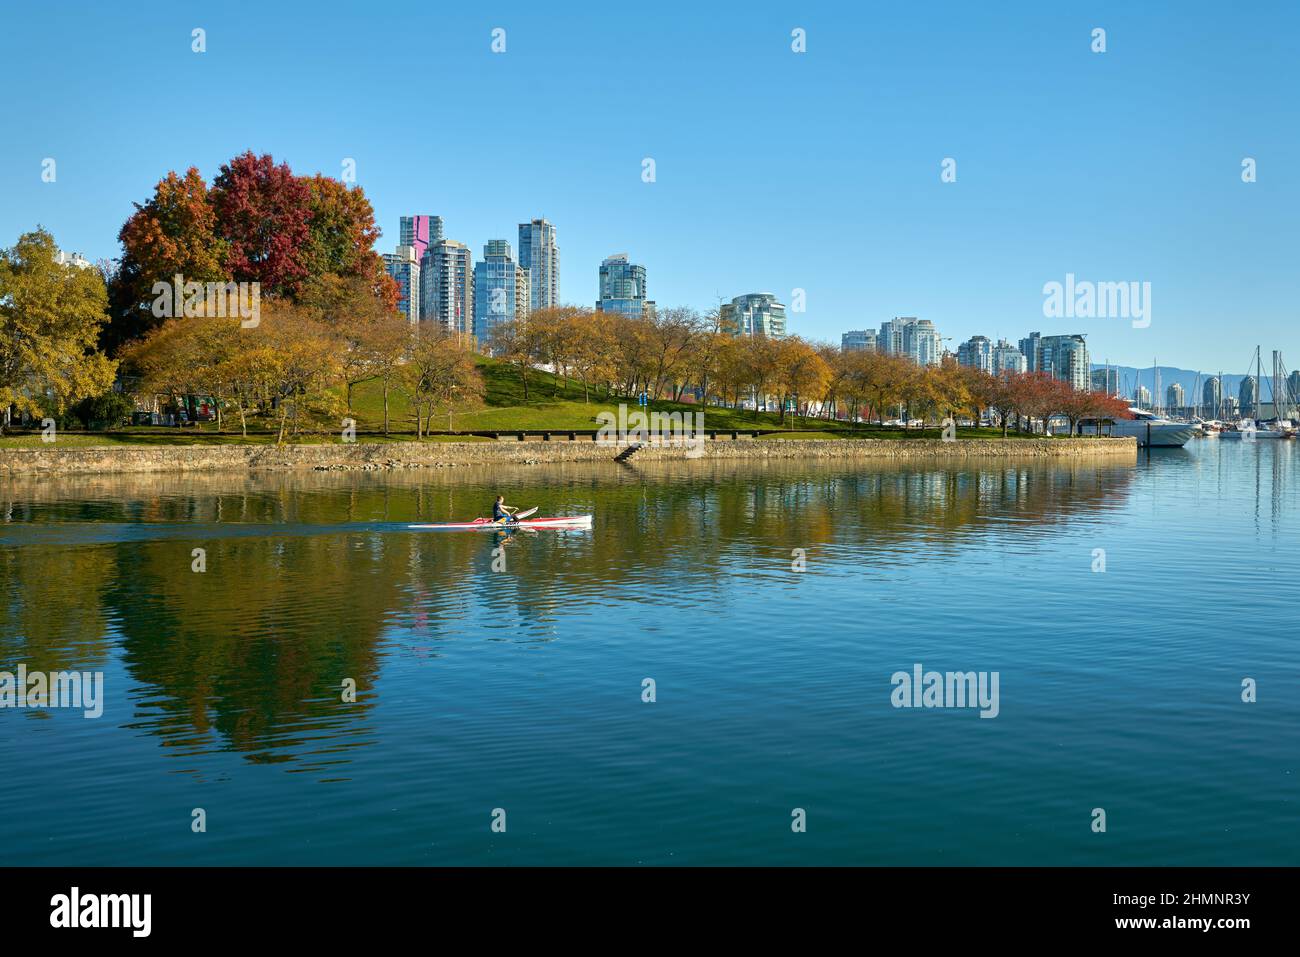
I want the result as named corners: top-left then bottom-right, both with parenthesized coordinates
top-left (407, 515), bottom-right (593, 531)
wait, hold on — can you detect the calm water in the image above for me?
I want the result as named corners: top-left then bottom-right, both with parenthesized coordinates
top-left (1, 441), bottom-right (1296, 865)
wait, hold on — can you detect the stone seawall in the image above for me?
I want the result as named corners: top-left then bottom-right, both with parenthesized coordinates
top-left (1, 437), bottom-right (1137, 476)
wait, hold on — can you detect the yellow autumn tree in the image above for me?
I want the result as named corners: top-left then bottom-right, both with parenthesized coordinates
top-left (0, 228), bottom-right (117, 430)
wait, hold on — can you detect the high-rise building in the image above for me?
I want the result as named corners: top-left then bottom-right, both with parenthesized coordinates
top-left (1135, 385), bottom-right (1151, 409)
top-left (1239, 375), bottom-right (1258, 416)
top-left (721, 293), bottom-right (787, 338)
top-left (1091, 367), bottom-right (1121, 395)
top-left (473, 240), bottom-right (530, 345)
top-left (908, 319), bottom-right (942, 366)
top-left (1018, 332), bottom-right (1043, 372)
top-left (956, 336), bottom-right (993, 373)
top-left (1288, 371), bottom-right (1300, 410)
top-left (400, 215), bottom-right (443, 264)
top-left (382, 245), bottom-right (420, 325)
top-left (596, 254), bottom-right (653, 318)
top-left (878, 318), bottom-right (907, 355)
top-left (879, 317), bottom-right (941, 366)
top-left (1038, 334), bottom-right (1090, 390)
top-left (1203, 376), bottom-right (1223, 416)
top-left (1167, 383), bottom-right (1185, 412)
top-left (517, 219), bottom-right (559, 312)
top-left (420, 239), bottom-right (473, 335)
top-left (841, 330), bottom-right (878, 352)
top-left (993, 339), bottom-right (1027, 375)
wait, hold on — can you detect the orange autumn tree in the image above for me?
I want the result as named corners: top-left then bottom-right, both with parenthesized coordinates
top-left (106, 168), bottom-right (228, 353)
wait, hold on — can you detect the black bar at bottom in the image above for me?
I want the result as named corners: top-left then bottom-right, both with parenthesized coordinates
top-left (2, 866), bottom-right (1283, 942)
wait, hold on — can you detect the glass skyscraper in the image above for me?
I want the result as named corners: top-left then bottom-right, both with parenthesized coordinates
top-left (878, 318), bottom-right (907, 355)
top-left (382, 245), bottom-right (420, 325)
top-left (1038, 334), bottom-right (1091, 391)
top-left (1203, 376), bottom-right (1223, 416)
top-left (473, 240), bottom-right (530, 345)
top-left (420, 239), bottom-right (473, 336)
top-left (721, 293), bottom-right (787, 338)
top-left (399, 215), bottom-right (443, 264)
top-left (878, 317), bottom-right (941, 366)
top-left (993, 339), bottom-right (1027, 375)
top-left (957, 335), bottom-right (993, 372)
top-left (596, 254), bottom-right (652, 318)
top-left (1239, 375), bottom-right (1258, 416)
top-left (1019, 332), bottom-right (1043, 372)
top-left (517, 219), bottom-right (559, 312)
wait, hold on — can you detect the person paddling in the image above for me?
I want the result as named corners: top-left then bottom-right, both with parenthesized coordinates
top-left (492, 495), bottom-right (518, 525)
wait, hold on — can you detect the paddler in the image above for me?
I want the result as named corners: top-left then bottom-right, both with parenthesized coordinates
top-left (492, 495), bottom-right (518, 524)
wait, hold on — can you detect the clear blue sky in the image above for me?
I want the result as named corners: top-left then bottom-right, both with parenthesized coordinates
top-left (1, 0), bottom-right (1296, 371)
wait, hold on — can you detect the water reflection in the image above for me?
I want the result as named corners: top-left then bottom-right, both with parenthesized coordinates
top-left (1, 457), bottom-right (1137, 775)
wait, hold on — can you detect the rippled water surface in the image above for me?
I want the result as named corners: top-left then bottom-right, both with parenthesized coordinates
top-left (1, 441), bottom-right (1297, 865)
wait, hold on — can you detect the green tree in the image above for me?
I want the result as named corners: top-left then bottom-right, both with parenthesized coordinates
top-left (0, 228), bottom-right (117, 432)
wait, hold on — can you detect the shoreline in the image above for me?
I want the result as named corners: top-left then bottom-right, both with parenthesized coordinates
top-left (0, 437), bottom-right (1138, 476)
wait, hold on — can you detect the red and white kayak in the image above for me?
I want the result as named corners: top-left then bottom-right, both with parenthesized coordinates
top-left (408, 515), bottom-right (593, 531)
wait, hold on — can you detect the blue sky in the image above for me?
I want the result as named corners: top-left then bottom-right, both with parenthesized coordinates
top-left (1, 0), bottom-right (1296, 371)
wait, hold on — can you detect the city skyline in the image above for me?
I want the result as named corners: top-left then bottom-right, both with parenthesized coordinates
top-left (2, 2), bottom-right (1296, 370)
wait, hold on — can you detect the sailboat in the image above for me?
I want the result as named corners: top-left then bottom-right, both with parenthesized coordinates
top-left (1222, 347), bottom-right (1291, 437)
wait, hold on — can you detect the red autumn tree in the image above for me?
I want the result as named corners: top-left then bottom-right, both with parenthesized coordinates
top-left (107, 151), bottom-right (399, 351)
top-left (210, 151), bottom-right (311, 297)
top-left (1004, 372), bottom-right (1059, 433)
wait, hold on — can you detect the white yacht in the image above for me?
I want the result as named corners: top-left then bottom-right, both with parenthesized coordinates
top-left (1077, 408), bottom-right (1196, 448)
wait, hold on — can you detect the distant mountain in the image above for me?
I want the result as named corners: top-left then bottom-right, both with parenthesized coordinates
top-left (1090, 364), bottom-right (1296, 407)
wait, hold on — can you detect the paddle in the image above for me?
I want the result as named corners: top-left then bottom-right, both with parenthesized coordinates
top-left (497, 506), bottom-right (538, 525)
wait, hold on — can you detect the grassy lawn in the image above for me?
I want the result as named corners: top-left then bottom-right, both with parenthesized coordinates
top-left (350, 361), bottom-right (1038, 439)
top-left (1, 357), bottom-right (1049, 447)
top-left (346, 359), bottom-right (806, 433)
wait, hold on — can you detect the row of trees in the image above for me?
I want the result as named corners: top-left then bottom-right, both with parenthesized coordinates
top-left (2, 221), bottom-right (1129, 440)
top-left (124, 293), bottom-right (483, 442)
top-left (487, 306), bottom-right (1132, 434)
top-left (3, 150), bottom-right (402, 434)
top-left (3, 137), bottom-right (1133, 440)
top-left (489, 305), bottom-right (840, 425)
